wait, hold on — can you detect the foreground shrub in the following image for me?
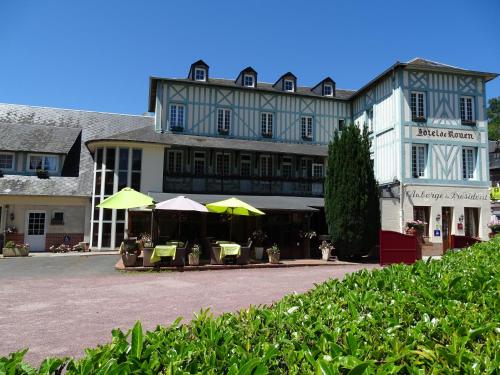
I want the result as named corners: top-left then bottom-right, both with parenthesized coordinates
top-left (2, 239), bottom-right (499, 374)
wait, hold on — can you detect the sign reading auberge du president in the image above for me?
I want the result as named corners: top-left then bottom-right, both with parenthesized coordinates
top-left (406, 190), bottom-right (489, 201)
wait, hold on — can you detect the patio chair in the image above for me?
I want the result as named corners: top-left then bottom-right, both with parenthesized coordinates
top-left (210, 245), bottom-right (224, 265)
top-left (172, 241), bottom-right (188, 267)
top-left (236, 240), bottom-right (252, 265)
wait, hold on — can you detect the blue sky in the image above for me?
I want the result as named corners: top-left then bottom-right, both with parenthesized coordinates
top-left (0, 0), bottom-right (499, 115)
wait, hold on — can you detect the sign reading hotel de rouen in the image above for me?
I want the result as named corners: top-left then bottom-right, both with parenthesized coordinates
top-left (411, 127), bottom-right (478, 141)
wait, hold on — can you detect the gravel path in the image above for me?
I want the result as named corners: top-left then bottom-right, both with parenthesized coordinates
top-left (0, 255), bottom-right (378, 365)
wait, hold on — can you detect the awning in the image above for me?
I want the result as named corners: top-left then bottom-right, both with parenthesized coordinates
top-left (148, 193), bottom-right (324, 212)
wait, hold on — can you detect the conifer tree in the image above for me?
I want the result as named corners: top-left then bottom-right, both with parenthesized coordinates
top-left (324, 124), bottom-right (380, 258)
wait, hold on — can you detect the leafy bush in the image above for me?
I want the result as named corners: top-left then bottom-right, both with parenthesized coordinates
top-left (2, 239), bottom-right (499, 374)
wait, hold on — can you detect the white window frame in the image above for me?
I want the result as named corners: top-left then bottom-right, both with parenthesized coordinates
top-left (27, 154), bottom-right (59, 172)
top-left (217, 108), bottom-right (231, 133)
top-left (194, 68), bottom-right (206, 81)
top-left (0, 152), bottom-right (15, 171)
top-left (243, 74), bottom-right (255, 87)
top-left (460, 96), bottom-right (474, 122)
top-left (323, 84), bottom-right (333, 97)
top-left (193, 151), bottom-right (206, 176)
top-left (261, 112), bottom-right (273, 137)
top-left (410, 91), bottom-right (426, 120)
top-left (167, 150), bottom-right (183, 174)
top-left (260, 155), bottom-right (273, 177)
top-left (312, 163), bottom-right (324, 179)
top-left (301, 116), bottom-right (313, 139)
top-left (411, 144), bottom-right (427, 178)
top-left (169, 104), bottom-right (185, 129)
top-left (240, 154), bottom-right (251, 177)
top-left (462, 147), bottom-right (476, 180)
top-left (216, 152), bottom-right (231, 176)
top-left (284, 79), bottom-right (294, 92)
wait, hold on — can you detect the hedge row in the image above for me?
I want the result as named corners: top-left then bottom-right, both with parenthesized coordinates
top-left (2, 239), bottom-right (499, 374)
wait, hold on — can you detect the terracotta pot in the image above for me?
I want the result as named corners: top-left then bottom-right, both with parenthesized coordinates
top-left (268, 253), bottom-right (280, 264)
top-left (121, 253), bottom-right (137, 267)
top-left (188, 253), bottom-right (200, 266)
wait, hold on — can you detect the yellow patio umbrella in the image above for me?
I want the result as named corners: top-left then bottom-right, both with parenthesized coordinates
top-left (206, 197), bottom-right (265, 240)
top-left (97, 187), bottom-right (155, 242)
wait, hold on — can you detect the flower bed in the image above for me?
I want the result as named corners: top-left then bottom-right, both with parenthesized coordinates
top-left (2, 239), bottom-right (499, 373)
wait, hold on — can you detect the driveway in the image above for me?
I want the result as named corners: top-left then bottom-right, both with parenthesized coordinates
top-left (0, 255), bottom-right (378, 365)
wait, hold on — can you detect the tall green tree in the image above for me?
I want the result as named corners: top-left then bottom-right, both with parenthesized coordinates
top-left (487, 97), bottom-right (500, 141)
top-left (324, 124), bottom-right (380, 258)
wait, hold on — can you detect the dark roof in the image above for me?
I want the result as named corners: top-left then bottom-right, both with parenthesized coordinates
top-left (149, 76), bottom-right (355, 111)
top-left (0, 103), bottom-right (153, 197)
top-left (273, 72), bottom-right (297, 88)
top-left (352, 57), bottom-right (498, 99)
top-left (87, 126), bottom-right (328, 157)
top-left (0, 122), bottom-right (81, 154)
top-left (0, 175), bottom-right (88, 197)
top-left (312, 77), bottom-right (335, 91)
top-left (148, 192), bottom-right (324, 211)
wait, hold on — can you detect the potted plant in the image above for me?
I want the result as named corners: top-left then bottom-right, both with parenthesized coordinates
top-left (188, 244), bottom-right (201, 266)
top-left (120, 240), bottom-right (140, 267)
top-left (267, 244), bottom-right (280, 264)
top-left (49, 244), bottom-right (71, 253)
top-left (318, 240), bottom-right (335, 261)
top-left (487, 221), bottom-right (500, 237)
top-left (16, 243), bottom-right (30, 256)
top-left (2, 240), bottom-right (16, 257)
top-left (251, 230), bottom-right (267, 260)
top-left (139, 233), bottom-right (153, 248)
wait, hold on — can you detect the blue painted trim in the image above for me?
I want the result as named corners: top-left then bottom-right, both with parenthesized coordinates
top-left (404, 177), bottom-right (489, 188)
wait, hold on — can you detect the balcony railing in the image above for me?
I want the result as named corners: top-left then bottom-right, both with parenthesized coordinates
top-left (163, 173), bottom-right (325, 197)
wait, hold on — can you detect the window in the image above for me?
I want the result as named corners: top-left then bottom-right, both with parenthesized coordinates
top-left (282, 157), bottom-right (293, 178)
top-left (323, 84), bottom-right (333, 96)
top-left (338, 119), bottom-right (345, 131)
top-left (284, 79), bottom-right (294, 92)
top-left (464, 207), bottom-right (479, 237)
top-left (28, 154), bottom-right (58, 172)
top-left (261, 113), bottom-right (273, 137)
top-left (260, 155), bottom-right (273, 177)
top-left (131, 149), bottom-right (142, 190)
top-left (169, 104), bottom-right (185, 129)
top-left (240, 155), bottom-right (251, 177)
top-left (301, 116), bottom-right (313, 139)
top-left (243, 75), bottom-right (254, 87)
top-left (167, 150), bottom-right (183, 174)
top-left (301, 158), bottom-right (312, 178)
top-left (51, 211), bottom-right (64, 225)
top-left (367, 109), bottom-right (374, 132)
top-left (194, 152), bottom-right (205, 176)
top-left (194, 68), bottom-right (206, 81)
top-left (413, 206), bottom-right (430, 237)
top-left (217, 108), bottom-right (231, 133)
top-left (312, 163), bottom-right (324, 178)
top-left (411, 145), bottom-right (427, 178)
top-left (410, 91), bottom-right (426, 120)
top-left (0, 153), bottom-right (14, 170)
top-left (460, 96), bottom-right (474, 122)
top-left (216, 153), bottom-right (231, 176)
top-left (462, 147), bottom-right (476, 179)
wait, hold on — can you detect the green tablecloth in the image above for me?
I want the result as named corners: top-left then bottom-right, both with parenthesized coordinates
top-left (219, 243), bottom-right (241, 260)
top-left (150, 245), bottom-right (177, 263)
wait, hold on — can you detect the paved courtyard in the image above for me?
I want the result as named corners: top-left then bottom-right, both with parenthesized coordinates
top-left (0, 255), bottom-right (378, 365)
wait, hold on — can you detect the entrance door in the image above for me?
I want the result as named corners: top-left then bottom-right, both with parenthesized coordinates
top-left (25, 211), bottom-right (47, 252)
top-left (442, 207), bottom-right (453, 252)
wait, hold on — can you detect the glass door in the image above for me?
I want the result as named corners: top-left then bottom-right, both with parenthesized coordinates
top-left (442, 207), bottom-right (453, 252)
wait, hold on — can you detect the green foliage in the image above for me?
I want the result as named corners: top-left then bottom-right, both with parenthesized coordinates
top-left (2, 239), bottom-right (500, 374)
top-left (4, 241), bottom-right (15, 249)
top-left (324, 124), bottom-right (381, 257)
top-left (487, 97), bottom-right (500, 141)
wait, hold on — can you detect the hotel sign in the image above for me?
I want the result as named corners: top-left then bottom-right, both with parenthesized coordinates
top-left (412, 127), bottom-right (478, 142)
top-left (406, 190), bottom-right (489, 201)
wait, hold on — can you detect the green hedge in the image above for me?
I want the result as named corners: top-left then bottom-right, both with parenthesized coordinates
top-left (2, 239), bottom-right (499, 374)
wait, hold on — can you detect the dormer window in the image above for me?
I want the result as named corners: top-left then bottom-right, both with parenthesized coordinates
top-left (195, 68), bottom-right (206, 81)
top-left (284, 80), bottom-right (294, 92)
top-left (243, 75), bottom-right (255, 87)
top-left (323, 84), bottom-right (333, 97)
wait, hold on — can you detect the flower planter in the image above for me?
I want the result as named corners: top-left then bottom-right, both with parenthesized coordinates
top-left (121, 253), bottom-right (138, 267)
top-left (2, 247), bottom-right (29, 257)
top-left (254, 246), bottom-right (264, 260)
top-left (268, 254), bottom-right (280, 264)
top-left (321, 249), bottom-right (330, 261)
top-left (188, 253), bottom-right (200, 266)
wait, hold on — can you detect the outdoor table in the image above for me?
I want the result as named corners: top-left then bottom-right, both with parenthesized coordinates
top-left (166, 241), bottom-right (184, 247)
top-left (218, 243), bottom-right (241, 260)
top-left (150, 244), bottom-right (177, 263)
top-left (215, 240), bottom-right (234, 245)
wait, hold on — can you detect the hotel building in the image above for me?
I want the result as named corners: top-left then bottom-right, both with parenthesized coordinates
top-left (0, 58), bottom-right (497, 255)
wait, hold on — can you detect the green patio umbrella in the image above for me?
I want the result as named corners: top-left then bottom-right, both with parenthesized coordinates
top-left (206, 197), bottom-right (265, 240)
top-left (97, 187), bottom-right (155, 243)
